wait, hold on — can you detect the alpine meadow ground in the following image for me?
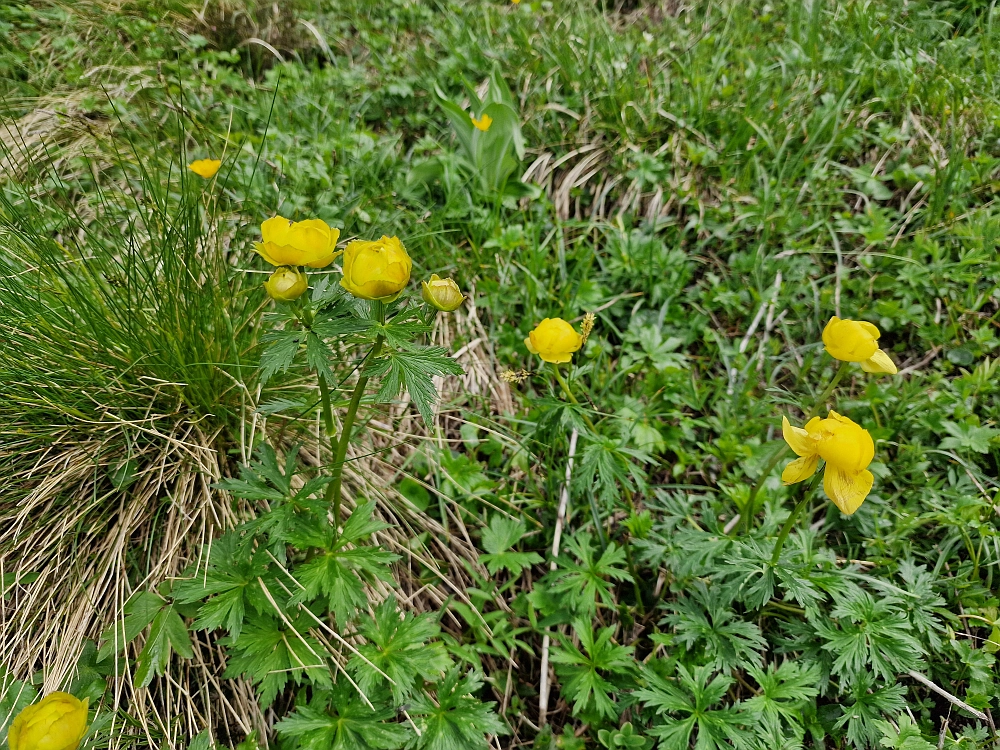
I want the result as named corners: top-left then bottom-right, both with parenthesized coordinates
top-left (2, 1), bottom-right (1000, 749)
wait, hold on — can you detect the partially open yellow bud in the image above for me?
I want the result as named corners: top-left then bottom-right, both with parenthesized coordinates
top-left (421, 274), bottom-right (465, 312)
top-left (187, 159), bottom-right (221, 179)
top-left (340, 236), bottom-right (412, 301)
top-left (524, 318), bottom-right (583, 364)
top-left (264, 266), bottom-right (308, 301)
top-left (255, 216), bottom-right (342, 269)
top-left (822, 316), bottom-right (897, 374)
top-left (8, 692), bottom-right (89, 750)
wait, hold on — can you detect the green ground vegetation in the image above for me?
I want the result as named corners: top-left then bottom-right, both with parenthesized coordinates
top-left (2, 0), bottom-right (1000, 749)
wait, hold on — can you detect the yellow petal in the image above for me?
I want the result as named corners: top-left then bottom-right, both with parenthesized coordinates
top-left (823, 465), bottom-right (874, 514)
top-left (187, 159), bottom-right (221, 179)
top-left (815, 412), bottom-right (875, 472)
top-left (822, 316), bottom-right (879, 362)
top-left (782, 454), bottom-right (819, 485)
top-left (782, 416), bottom-right (818, 457)
top-left (261, 216), bottom-right (293, 246)
top-left (861, 348), bottom-right (897, 374)
top-left (857, 321), bottom-right (880, 338)
top-left (524, 337), bottom-right (538, 354)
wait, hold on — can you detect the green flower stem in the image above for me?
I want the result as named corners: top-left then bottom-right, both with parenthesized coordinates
top-left (770, 488), bottom-right (813, 565)
top-left (552, 364), bottom-right (596, 431)
top-left (317, 375), bottom-right (336, 437)
top-left (742, 360), bottom-right (852, 534)
top-left (325, 302), bottom-right (386, 528)
top-left (551, 363), bottom-right (605, 549)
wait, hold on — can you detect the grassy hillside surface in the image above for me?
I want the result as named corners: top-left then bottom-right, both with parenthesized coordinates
top-left (2, 1), bottom-right (1000, 749)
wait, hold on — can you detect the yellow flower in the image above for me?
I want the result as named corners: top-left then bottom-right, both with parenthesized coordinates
top-left (822, 316), bottom-right (897, 374)
top-left (471, 113), bottom-right (493, 132)
top-left (187, 159), bottom-right (221, 179)
top-left (340, 236), bottom-right (412, 301)
top-left (421, 274), bottom-right (465, 312)
top-left (524, 318), bottom-right (583, 364)
top-left (264, 266), bottom-right (308, 301)
top-left (254, 216), bottom-right (341, 269)
top-left (8, 692), bottom-right (89, 750)
top-left (781, 411), bottom-right (876, 515)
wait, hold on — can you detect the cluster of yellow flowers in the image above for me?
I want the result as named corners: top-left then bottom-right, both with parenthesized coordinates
top-left (779, 316), bottom-right (897, 515)
top-left (518, 311), bottom-right (895, 517)
top-left (8, 692), bottom-right (89, 750)
top-left (253, 216), bottom-right (464, 310)
top-left (186, 159), bottom-right (464, 310)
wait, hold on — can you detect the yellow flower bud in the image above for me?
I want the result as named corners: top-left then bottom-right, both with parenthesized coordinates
top-left (781, 411), bottom-right (876, 515)
top-left (254, 216), bottom-right (342, 269)
top-left (822, 316), bottom-right (897, 374)
top-left (339, 236), bottom-right (412, 301)
top-left (421, 274), bottom-right (465, 312)
top-left (8, 692), bottom-right (89, 750)
top-left (524, 318), bottom-right (583, 364)
top-left (471, 113), bottom-right (493, 132)
top-left (264, 266), bottom-right (308, 301)
top-left (187, 159), bottom-right (221, 179)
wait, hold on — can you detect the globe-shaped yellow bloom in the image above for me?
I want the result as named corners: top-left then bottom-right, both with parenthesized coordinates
top-left (781, 411), bottom-right (876, 515)
top-left (822, 317), bottom-right (897, 374)
top-left (340, 236), bottom-right (412, 301)
top-left (524, 318), bottom-right (583, 364)
top-left (8, 692), bottom-right (89, 750)
top-left (187, 159), bottom-right (221, 179)
top-left (254, 216), bottom-right (342, 269)
top-left (421, 274), bottom-right (465, 312)
top-left (264, 266), bottom-right (308, 302)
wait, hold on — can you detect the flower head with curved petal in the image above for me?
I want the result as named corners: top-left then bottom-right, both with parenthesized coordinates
top-left (781, 411), bottom-right (876, 514)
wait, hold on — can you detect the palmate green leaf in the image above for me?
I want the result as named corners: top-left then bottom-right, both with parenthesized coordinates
top-left (173, 532), bottom-right (272, 639)
top-left (663, 581), bottom-right (766, 672)
top-left (259, 328), bottom-right (303, 383)
top-left (348, 598), bottom-right (450, 704)
top-left (835, 675), bottom-right (907, 749)
top-left (951, 638), bottom-right (995, 700)
top-left (371, 346), bottom-right (463, 424)
top-left (875, 714), bottom-right (935, 750)
top-left (134, 603), bottom-right (193, 688)
top-left (277, 683), bottom-right (410, 750)
top-left (635, 663), bottom-right (752, 750)
top-left (743, 661), bottom-right (821, 741)
top-left (573, 436), bottom-right (650, 508)
top-left (223, 612), bottom-right (332, 706)
top-left (287, 501), bottom-right (400, 626)
top-left (97, 590), bottom-right (166, 661)
top-left (408, 668), bottom-right (505, 750)
top-left (479, 515), bottom-right (542, 577)
top-left (547, 532), bottom-right (632, 619)
top-left (212, 443), bottom-right (295, 501)
top-left (815, 592), bottom-right (923, 686)
top-left (550, 621), bottom-right (636, 720)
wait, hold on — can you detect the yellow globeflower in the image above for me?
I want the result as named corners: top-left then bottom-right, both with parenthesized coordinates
top-left (8, 692), bottom-right (89, 750)
top-left (340, 236), bottom-right (412, 301)
top-left (781, 411), bottom-right (875, 515)
top-left (254, 216), bottom-right (341, 269)
top-left (187, 159), bottom-right (221, 179)
top-left (471, 113), bottom-right (493, 132)
top-left (822, 316), bottom-right (897, 374)
top-left (264, 266), bottom-right (308, 301)
top-left (421, 274), bottom-right (465, 312)
top-left (525, 318), bottom-right (583, 364)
